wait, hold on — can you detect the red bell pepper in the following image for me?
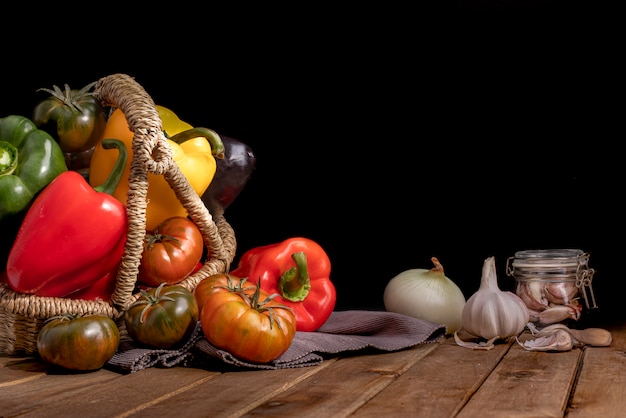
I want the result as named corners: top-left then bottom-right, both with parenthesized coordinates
top-left (229, 237), bottom-right (336, 332)
top-left (6, 139), bottom-right (128, 298)
top-left (66, 269), bottom-right (117, 301)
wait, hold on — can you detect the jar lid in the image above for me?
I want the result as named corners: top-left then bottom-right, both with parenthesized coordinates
top-left (511, 249), bottom-right (585, 269)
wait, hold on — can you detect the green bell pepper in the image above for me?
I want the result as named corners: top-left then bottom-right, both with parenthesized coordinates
top-left (0, 115), bottom-right (67, 220)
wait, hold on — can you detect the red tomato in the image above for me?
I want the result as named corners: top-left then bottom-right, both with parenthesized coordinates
top-left (37, 314), bottom-right (120, 371)
top-left (138, 216), bottom-right (204, 287)
top-left (124, 283), bottom-right (199, 349)
top-left (198, 274), bottom-right (296, 363)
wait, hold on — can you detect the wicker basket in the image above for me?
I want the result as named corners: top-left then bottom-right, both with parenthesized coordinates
top-left (0, 74), bottom-right (237, 355)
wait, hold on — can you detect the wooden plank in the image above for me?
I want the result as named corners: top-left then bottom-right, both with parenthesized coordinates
top-left (0, 344), bottom-right (438, 418)
top-left (0, 356), bottom-right (48, 384)
top-left (351, 330), bottom-right (513, 418)
top-left (1, 322), bottom-right (624, 417)
top-left (0, 354), bottom-right (35, 367)
top-left (130, 360), bottom-right (337, 418)
top-left (239, 342), bottom-right (442, 417)
top-left (5, 366), bottom-right (219, 418)
top-left (0, 362), bottom-right (122, 417)
top-left (566, 323), bottom-right (626, 418)
top-left (456, 330), bottom-right (581, 418)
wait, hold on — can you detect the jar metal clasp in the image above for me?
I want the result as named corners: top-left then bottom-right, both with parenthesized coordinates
top-left (576, 252), bottom-right (597, 310)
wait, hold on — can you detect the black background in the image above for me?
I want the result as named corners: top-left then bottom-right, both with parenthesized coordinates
top-left (1, 2), bottom-right (622, 324)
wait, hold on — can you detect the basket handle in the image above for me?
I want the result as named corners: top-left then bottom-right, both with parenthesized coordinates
top-left (93, 74), bottom-right (232, 310)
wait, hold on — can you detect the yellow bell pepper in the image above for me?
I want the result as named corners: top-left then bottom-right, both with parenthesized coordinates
top-left (89, 105), bottom-right (224, 230)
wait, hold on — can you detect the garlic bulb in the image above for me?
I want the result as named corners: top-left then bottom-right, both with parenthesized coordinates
top-left (458, 256), bottom-right (529, 346)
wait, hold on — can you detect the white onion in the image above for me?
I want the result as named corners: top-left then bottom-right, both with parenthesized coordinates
top-left (383, 257), bottom-right (466, 334)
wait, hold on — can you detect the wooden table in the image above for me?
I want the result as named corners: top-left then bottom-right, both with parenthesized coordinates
top-left (1, 320), bottom-right (624, 418)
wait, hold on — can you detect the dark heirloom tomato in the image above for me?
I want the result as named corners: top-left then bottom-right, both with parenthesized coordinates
top-left (36, 314), bottom-right (120, 371)
top-left (124, 283), bottom-right (199, 349)
top-left (32, 82), bottom-right (106, 154)
top-left (198, 274), bottom-right (296, 363)
top-left (138, 216), bottom-right (204, 287)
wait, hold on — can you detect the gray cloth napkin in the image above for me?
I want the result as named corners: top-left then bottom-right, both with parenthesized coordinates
top-left (107, 310), bottom-right (447, 373)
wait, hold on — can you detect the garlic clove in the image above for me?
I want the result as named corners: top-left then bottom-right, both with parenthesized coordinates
top-left (569, 328), bottom-right (613, 346)
top-left (538, 304), bottom-right (580, 325)
top-left (533, 323), bottom-right (612, 347)
top-left (517, 281), bottom-right (549, 311)
top-left (544, 281), bottom-right (579, 305)
top-left (518, 329), bottom-right (574, 351)
top-left (527, 308), bottom-right (541, 324)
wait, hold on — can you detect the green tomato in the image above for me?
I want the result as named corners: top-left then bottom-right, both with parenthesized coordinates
top-left (32, 82), bottom-right (106, 153)
top-left (124, 283), bottom-right (199, 349)
top-left (37, 314), bottom-right (120, 371)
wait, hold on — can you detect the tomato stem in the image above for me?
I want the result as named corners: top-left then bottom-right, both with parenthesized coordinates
top-left (36, 82), bottom-right (97, 114)
top-left (247, 284), bottom-right (291, 330)
top-left (145, 229), bottom-right (181, 249)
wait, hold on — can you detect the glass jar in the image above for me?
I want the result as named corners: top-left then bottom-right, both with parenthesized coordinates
top-left (506, 249), bottom-right (596, 327)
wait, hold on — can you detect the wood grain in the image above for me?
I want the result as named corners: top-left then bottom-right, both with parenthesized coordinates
top-left (1, 323), bottom-right (624, 417)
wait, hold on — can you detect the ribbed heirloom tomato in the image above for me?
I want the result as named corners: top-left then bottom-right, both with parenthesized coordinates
top-left (196, 274), bottom-right (296, 363)
top-left (194, 272), bottom-right (255, 315)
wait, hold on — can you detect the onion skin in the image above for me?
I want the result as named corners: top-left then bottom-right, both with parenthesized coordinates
top-left (383, 257), bottom-right (466, 335)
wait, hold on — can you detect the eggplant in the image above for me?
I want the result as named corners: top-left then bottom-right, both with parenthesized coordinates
top-left (202, 135), bottom-right (256, 216)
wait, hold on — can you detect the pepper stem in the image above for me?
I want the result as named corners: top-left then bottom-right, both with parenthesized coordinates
top-left (168, 127), bottom-right (225, 160)
top-left (278, 251), bottom-right (312, 302)
top-left (0, 141), bottom-right (18, 176)
top-left (93, 139), bottom-right (127, 195)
